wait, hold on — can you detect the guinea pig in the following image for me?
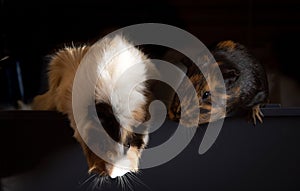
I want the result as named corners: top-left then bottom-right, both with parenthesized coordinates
top-left (168, 40), bottom-right (269, 127)
top-left (32, 35), bottom-right (154, 178)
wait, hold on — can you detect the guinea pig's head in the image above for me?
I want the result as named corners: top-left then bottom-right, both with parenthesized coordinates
top-left (168, 57), bottom-right (240, 127)
top-left (77, 102), bottom-right (149, 179)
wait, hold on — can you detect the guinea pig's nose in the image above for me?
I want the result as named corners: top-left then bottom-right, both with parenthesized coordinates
top-left (107, 159), bottom-right (131, 179)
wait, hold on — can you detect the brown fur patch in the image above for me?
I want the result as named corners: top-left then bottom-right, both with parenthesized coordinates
top-left (217, 40), bottom-right (236, 51)
top-left (168, 61), bottom-right (229, 126)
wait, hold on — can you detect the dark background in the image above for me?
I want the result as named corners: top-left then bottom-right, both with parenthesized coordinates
top-left (1, 0), bottom-right (300, 107)
top-left (1, 108), bottom-right (300, 191)
top-left (1, 1), bottom-right (300, 190)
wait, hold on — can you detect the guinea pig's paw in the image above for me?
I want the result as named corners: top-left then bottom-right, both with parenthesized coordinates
top-left (252, 104), bottom-right (264, 125)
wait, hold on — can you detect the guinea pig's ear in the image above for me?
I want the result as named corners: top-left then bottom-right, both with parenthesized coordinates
top-left (219, 63), bottom-right (240, 88)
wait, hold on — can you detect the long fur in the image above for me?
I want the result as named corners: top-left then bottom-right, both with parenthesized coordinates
top-left (32, 35), bottom-right (154, 178)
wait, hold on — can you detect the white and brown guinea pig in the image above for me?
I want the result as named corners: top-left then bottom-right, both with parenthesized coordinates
top-left (32, 35), bottom-right (155, 178)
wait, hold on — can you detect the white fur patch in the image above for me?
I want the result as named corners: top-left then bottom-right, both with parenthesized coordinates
top-left (143, 134), bottom-right (149, 146)
top-left (76, 35), bottom-right (151, 177)
top-left (109, 158), bottom-right (131, 178)
top-left (92, 35), bottom-right (148, 128)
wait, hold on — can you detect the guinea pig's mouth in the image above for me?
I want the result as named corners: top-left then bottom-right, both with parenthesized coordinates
top-left (105, 158), bottom-right (135, 179)
top-left (88, 157), bottom-right (139, 179)
top-left (87, 134), bottom-right (147, 180)
top-left (83, 100), bottom-right (149, 179)
top-left (88, 163), bottom-right (131, 179)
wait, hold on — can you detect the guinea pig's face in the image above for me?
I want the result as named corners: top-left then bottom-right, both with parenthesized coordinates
top-left (78, 102), bottom-right (148, 178)
top-left (168, 74), bottom-right (213, 127)
top-left (168, 63), bottom-right (227, 127)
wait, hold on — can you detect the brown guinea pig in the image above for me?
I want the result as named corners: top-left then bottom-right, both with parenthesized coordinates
top-left (32, 35), bottom-right (154, 178)
top-left (168, 40), bottom-right (269, 127)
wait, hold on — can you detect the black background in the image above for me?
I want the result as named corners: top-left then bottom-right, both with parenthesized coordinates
top-left (1, 109), bottom-right (300, 191)
top-left (1, 1), bottom-right (300, 190)
top-left (1, 0), bottom-right (300, 106)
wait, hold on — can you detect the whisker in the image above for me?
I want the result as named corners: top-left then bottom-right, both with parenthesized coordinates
top-left (82, 174), bottom-right (97, 191)
top-left (116, 176), bottom-right (120, 188)
top-left (119, 176), bottom-right (127, 191)
top-left (127, 172), bottom-right (152, 191)
top-left (123, 174), bottom-right (134, 191)
top-left (118, 176), bottom-right (126, 191)
top-left (79, 173), bottom-right (97, 186)
top-left (81, 172), bottom-right (149, 191)
top-left (98, 177), bottom-right (104, 189)
top-left (91, 176), bottom-right (100, 191)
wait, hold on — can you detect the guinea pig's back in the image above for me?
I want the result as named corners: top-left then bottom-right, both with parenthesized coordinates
top-left (211, 40), bottom-right (269, 110)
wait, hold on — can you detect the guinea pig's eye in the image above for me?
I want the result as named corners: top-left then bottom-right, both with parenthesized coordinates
top-left (124, 143), bottom-right (131, 148)
top-left (202, 91), bottom-right (211, 100)
top-left (122, 142), bottom-right (131, 154)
